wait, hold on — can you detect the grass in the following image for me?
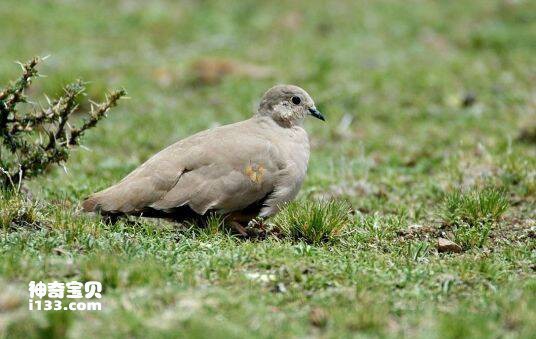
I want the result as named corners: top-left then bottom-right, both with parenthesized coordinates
top-left (273, 199), bottom-right (353, 244)
top-left (0, 191), bottom-right (43, 230)
top-left (442, 188), bottom-right (509, 227)
top-left (440, 188), bottom-right (510, 249)
top-left (1, 0), bottom-right (535, 337)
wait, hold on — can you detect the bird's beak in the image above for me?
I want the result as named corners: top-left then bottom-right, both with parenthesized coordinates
top-left (308, 107), bottom-right (325, 121)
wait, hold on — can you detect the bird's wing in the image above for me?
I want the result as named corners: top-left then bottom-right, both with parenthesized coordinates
top-left (82, 119), bottom-right (283, 215)
top-left (81, 148), bottom-right (186, 213)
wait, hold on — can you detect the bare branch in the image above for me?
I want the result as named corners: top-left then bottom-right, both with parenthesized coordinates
top-left (0, 57), bottom-right (126, 188)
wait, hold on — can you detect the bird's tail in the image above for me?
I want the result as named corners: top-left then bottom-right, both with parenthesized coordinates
top-left (81, 195), bottom-right (100, 212)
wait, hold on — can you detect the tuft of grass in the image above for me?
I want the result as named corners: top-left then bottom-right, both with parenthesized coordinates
top-left (441, 187), bottom-right (509, 227)
top-left (203, 213), bottom-right (227, 235)
top-left (273, 199), bottom-right (353, 244)
top-left (441, 187), bottom-right (509, 249)
top-left (0, 191), bottom-right (44, 230)
top-left (453, 222), bottom-right (493, 250)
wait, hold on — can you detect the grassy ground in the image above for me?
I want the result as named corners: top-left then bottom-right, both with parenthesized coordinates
top-left (1, 0), bottom-right (535, 337)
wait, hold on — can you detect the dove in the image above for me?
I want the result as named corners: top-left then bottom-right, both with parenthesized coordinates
top-left (82, 85), bottom-right (325, 226)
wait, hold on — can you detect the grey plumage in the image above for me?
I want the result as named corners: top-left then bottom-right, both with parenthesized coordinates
top-left (82, 84), bottom-right (325, 222)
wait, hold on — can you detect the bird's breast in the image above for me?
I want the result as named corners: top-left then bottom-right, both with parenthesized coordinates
top-left (280, 129), bottom-right (310, 181)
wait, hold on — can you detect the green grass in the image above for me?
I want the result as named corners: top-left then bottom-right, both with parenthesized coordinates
top-left (0, 191), bottom-right (43, 230)
top-left (273, 199), bottom-right (353, 244)
top-left (440, 188), bottom-right (510, 249)
top-left (1, 0), bottom-right (535, 337)
top-left (442, 188), bottom-right (509, 227)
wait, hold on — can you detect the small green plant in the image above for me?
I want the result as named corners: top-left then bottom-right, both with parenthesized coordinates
top-left (453, 222), bottom-right (492, 250)
top-left (441, 187), bottom-right (509, 249)
top-left (441, 187), bottom-right (509, 227)
top-left (273, 199), bottom-right (353, 244)
top-left (499, 153), bottom-right (536, 198)
top-left (203, 213), bottom-right (227, 235)
top-left (0, 57), bottom-right (126, 189)
top-left (0, 190), bottom-right (44, 230)
top-left (404, 241), bottom-right (430, 262)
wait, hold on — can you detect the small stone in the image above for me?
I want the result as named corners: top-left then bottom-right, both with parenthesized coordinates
top-left (437, 238), bottom-right (463, 253)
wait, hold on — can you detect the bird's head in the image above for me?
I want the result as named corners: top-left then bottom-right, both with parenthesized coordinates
top-left (257, 85), bottom-right (325, 127)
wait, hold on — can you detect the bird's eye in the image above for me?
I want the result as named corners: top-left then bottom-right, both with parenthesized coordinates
top-left (291, 96), bottom-right (301, 105)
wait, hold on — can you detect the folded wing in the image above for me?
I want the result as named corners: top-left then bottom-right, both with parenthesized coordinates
top-left (82, 119), bottom-right (281, 217)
